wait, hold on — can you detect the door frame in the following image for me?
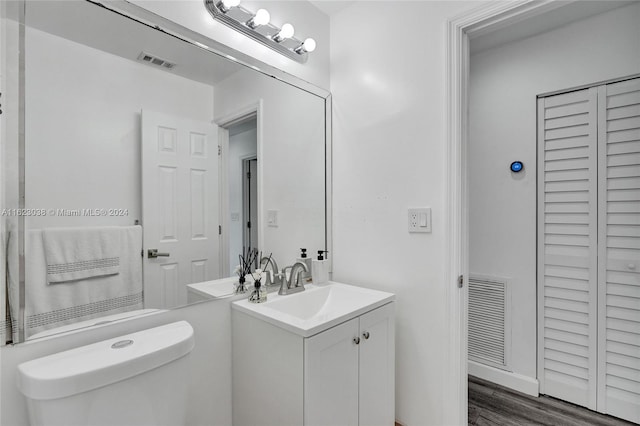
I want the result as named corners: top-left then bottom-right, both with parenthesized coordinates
top-left (444, 1), bottom-right (578, 423)
top-left (214, 100), bottom-right (263, 278)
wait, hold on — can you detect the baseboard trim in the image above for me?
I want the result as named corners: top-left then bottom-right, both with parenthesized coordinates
top-left (468, 361), bottom-right (539, 397)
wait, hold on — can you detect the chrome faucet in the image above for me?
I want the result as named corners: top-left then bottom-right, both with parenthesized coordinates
top-left (279, 261), bottom-right (308, 295)
top-left (259, 256), bottom-right (283, 288)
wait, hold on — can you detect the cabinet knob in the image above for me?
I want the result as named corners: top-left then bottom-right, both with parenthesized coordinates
top-left (628, 263), bottom-right (636, 270)
top-left (353, 337), bottom-right (360, 345)
top-left (362, 331), bottom-right (370, 340)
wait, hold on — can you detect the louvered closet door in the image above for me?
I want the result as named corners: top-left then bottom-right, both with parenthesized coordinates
top-left (597, 78), bottom-right (640, 423)
top-left (538, 87), bottom-right (599, 410)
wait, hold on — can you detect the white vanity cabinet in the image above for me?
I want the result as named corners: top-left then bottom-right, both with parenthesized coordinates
top-left (232, 302), bottom-right (395, 426)
top-left (305, 302), bottom-right (395, 426)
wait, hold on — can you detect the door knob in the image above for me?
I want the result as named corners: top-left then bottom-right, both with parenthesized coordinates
top-left (353, 337), bottom-right (360, 345)
top-left (362, 331), bottom-right (370, 340)
top-left (148, 249), bottom-right (170, 258)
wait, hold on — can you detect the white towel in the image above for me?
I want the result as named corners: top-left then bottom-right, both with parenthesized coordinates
top-left (20, 226), bottom-right (143, 339)
top-left (43, 227), bottom-right (121, 283)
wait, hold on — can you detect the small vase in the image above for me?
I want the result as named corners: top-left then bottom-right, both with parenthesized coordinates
top-left (249, 279), bottom-right (267, 303)
top-left (236, 275), bottom-right (248, 294)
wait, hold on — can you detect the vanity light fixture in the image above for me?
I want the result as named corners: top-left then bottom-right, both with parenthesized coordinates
top-left (203, 0), bottom-right (316, 63)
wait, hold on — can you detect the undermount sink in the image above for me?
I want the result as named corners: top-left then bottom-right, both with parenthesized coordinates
top-left (231, 281), bottom-right (395, 337)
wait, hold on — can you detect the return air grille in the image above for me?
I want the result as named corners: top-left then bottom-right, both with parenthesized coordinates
top-left (468, 275), bottom-right (511, 370)
top-left (137, 52), bottom-right (176, 70)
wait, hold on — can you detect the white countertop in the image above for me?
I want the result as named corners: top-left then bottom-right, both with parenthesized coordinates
top-left (231, 281), bottom-right (395, 337)
top-left (187, 276), bottom-right (253, 299)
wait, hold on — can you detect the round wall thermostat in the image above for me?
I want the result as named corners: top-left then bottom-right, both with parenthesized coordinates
top-left (510, 161), bottom-right (524, 173)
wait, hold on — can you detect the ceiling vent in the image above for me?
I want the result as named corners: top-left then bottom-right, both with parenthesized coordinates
top-left (137, 52), bottom-right (176, 70)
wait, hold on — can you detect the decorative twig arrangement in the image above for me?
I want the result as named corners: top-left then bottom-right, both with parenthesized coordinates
top-left (235, 248), bottom-right (273, 302)
top-left (235, 247), bottom-right (258, 294)
top-left (249, 252), bottom-right (272, 303)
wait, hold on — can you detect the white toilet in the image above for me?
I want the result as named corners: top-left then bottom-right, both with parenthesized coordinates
top-left (17, 321), bottom-right (195, 426)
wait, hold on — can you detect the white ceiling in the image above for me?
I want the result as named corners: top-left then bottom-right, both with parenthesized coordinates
top-left (470, 0), bottom-right (636, 54)
top-left (25, 0), bottom-right (243, 87)
top-left (308, 1), bottom-right (356, 17)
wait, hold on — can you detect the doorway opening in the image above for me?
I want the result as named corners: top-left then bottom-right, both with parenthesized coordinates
top-left (447, 1), bottom-right (639, 424)
top-left (222, 115), bottom-right (258, 276)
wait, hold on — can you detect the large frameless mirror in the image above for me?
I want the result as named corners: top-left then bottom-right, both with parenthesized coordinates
top-left (1, 0), bottom-right (330, 344)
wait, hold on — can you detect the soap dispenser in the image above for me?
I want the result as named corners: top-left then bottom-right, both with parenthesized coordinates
top-left (297, 248), bottom-right (312, 283)
top-left (311, 250), bottom-right (329, 285)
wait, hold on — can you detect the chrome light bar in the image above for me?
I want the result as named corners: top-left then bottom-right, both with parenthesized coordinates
top-left (203, 0), bottom-right (315, 64)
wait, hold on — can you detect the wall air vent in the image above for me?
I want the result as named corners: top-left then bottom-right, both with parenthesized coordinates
top-left (137, 52), bottom-right (176, 70)
top-left (468, 274), bottom-right (511, 370)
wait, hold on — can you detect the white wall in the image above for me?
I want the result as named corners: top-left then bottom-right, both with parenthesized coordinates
top-left (127, 0), bottom-right (330, 89)
top-left (469, 2), bottom-right (640, 388)
top-left (329, 2), bottom-right (479, 425)
top-left (215, 68), bottom-right (326, 268)
top-left (24, 27), bottom-right (214, 228)
top-left (228, 124), bottom-right (258, 273)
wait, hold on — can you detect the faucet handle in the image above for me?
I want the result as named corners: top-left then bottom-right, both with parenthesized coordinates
top-left (282, 265), bottom-right (293, 285)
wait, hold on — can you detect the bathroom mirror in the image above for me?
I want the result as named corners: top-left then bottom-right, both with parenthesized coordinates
top-left (2, 0), bottom-right (330, 344)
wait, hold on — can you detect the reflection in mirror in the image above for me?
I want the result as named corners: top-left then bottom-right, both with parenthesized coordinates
top-left (225, 116), bottom-right (258, 276)
top-left (3, 0), bottom-right (327, 344)
top-left (1, 0), bottom-right (22, 348)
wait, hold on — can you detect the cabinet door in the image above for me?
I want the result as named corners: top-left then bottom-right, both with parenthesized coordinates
top-left (304, 317), bottom-right (359, 426)
top-left (359, 303), bottom-right (395, 426)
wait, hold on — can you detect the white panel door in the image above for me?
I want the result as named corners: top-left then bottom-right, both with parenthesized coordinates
top-left (142, 110), bottom-right (219, 309)
top-left (304, 317), bottom-right (359, 426)
top-left (597, 77), bottom-right (640, 423)
top-left (359, 303), bottom-right (395, 426)
top-left (538, 87), bottom-right (599, 409)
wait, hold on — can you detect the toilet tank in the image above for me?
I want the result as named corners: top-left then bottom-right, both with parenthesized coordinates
top-left (17, 321), bottom-right (195, 426)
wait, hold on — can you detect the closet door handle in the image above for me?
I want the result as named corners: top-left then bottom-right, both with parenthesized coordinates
top-left (362, 331), bottom-right (370, 340)
top-left (353, 337), bottom-right (360, 345)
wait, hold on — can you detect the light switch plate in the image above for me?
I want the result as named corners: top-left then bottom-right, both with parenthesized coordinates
top-left (408, 208), bottom-right (431, 233)
top-left (267, 210), bottom-right (278, 227)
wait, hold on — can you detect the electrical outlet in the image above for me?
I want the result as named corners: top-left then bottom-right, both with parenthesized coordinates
top-left (408, 208), bottom-right (431, 233)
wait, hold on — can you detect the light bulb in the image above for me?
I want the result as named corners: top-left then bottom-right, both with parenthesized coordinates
top-left (273, 23), bottom-right (295, 42)
top-left (218, 0), bottom-right (240, 12)
top-left (295, 37), bottom-right (316, 54)
top-left (303, 38), bottom-right (316, 52)
top-left (247, 9), bottom-right (270, 28)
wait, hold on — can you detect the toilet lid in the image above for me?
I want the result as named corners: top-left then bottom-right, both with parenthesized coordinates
top-left (16, 321), bottom-right (195, 400)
